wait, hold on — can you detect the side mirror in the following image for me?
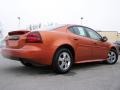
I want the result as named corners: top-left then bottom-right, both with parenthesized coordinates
top-left (102, 36), bottom-right (108, 42)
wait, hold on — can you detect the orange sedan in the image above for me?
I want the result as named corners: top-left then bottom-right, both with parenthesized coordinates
top-left (2, 25), bottom-right (118, 73)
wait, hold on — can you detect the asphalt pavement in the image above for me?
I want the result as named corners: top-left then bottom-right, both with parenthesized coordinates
top-left (0, 54), bottom-right (120, 90)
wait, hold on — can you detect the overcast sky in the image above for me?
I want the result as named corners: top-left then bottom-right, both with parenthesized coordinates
top-left (0, 0), bottom-right (120, 35)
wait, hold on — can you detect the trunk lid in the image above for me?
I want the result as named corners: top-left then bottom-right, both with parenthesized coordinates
top-left (6, 30), bottom-right (30, 48)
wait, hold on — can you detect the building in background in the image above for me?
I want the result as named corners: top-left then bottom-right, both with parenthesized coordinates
top-left (97, 31), bottom-right (120, 42)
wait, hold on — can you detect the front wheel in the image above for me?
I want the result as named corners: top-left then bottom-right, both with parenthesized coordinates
top-left (52, 48), bottom-right (73, 74)
top-left (106, 49), bottom-right (118, 64)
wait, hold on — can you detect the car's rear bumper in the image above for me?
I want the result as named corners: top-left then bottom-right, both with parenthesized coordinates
top-left (1, 46), bottom-right (53, 65)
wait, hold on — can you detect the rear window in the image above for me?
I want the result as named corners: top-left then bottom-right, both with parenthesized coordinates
top-left (32, 24), bottom-right (66, 31)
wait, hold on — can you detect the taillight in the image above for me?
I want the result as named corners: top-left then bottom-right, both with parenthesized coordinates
top-left (26, 31), bottom-right (42, 43)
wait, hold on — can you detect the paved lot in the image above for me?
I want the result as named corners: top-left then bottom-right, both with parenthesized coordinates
top-left (0, 54), bottom-right (120, 90)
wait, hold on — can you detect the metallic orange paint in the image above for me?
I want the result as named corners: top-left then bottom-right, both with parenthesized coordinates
top-left (1, 25), bottom-right (116, 65)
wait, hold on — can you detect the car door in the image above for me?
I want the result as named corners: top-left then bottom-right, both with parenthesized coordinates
top-left (84, 27), bottom-right (108, 60)
top-left (69, 26), bottom-right (93, 62)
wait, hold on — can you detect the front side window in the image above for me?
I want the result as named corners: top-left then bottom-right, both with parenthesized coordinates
top-left (85, 27), bottom-right (102, 40)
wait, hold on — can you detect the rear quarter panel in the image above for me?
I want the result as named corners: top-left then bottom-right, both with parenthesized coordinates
top-left (43, 30), bottom-right (74, 51)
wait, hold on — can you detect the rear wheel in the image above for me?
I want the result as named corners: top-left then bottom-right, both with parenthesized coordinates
top-left (106, 49), bottom-right (118, 64)
top-left (52, 48), bottom-right (73, 74)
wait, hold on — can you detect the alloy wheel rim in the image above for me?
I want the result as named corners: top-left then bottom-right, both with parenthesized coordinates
top-left (107, 51), bottom-right (116, 63)
top-left (58, 52), bottom-right (71, 71)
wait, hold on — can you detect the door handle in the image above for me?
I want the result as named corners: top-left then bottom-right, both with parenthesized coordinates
top-left (73, 38), bottom-right (78, 40)
top-left (93, 42), bottom-right (97, 44)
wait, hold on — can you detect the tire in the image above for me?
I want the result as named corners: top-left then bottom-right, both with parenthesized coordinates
top-left (105, 49), bottom-right (118, 64)
top-left (52, 48), bottom-right (73, 74)
top-left (20, 60), bottom-right (33, 67)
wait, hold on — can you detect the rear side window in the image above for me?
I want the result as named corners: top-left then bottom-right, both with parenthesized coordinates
top-left (77, 27), bottom-right (87, 36)
top-left (69, 28), bottom-right (75, 33)
top-left (69, 26), bottom-right (87, 37)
